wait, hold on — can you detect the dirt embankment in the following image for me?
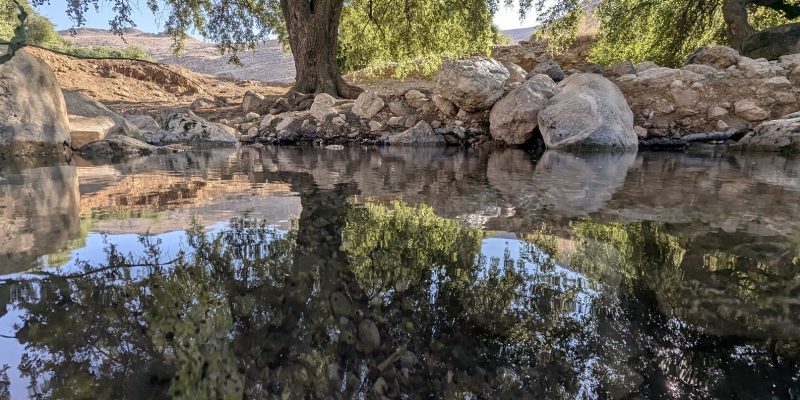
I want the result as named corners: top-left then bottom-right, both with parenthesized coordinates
top-left (28, 47), bottom-right (289, 121)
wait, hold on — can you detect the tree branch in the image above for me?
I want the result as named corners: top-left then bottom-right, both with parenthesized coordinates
top-left (750, 0), bottom-right (800, 19)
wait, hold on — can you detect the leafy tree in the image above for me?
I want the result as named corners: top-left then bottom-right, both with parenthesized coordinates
top-left (0, 0), bottom-right (152, 60)
top-left (9, 0), bottom-right (525, 101)
top-left (535, 0), bottom-right (800, 67)
top-left (337, 0), bottom-right (501, 77)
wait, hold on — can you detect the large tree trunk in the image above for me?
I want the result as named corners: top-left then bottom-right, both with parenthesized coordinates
top-left (279, 0), bottom-right (362, 100)
top-left (722, 0), bottom-right (758, 50)
top-left (723, 0), bottom-right (800, 56)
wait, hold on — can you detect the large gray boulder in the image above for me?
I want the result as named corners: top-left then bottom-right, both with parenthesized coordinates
top-left (145, 109), bottom-right (238, 147)
top-left (387, 121), bottom-right (445, 146)
top-left (733, 117), bottom-right (800, 153)
top-left (434, 56), bottom-right (509, 112)
top-left (0, 47), bottom-right (71, 157)
top-left (538, 73), bottom-right (637, 151)
top-left (62, 90), bottom-right (144, 148)
top-left (489, 75), bottom-right (557, 145)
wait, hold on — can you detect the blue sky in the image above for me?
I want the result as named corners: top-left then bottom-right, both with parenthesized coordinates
top-left (34, 1), bottom-right (537, 34)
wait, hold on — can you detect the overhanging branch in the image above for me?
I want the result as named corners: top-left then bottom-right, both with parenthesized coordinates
top-left (751, 0), bottom-right (800, 19)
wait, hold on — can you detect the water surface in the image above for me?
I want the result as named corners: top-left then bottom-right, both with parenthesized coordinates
top-left (1, 147), bottom-right (799, 399)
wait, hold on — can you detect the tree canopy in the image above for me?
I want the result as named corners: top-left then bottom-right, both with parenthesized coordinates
top-left (537, 0), bottom-right (800, 67)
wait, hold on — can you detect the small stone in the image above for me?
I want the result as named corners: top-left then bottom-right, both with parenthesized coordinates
top-left (708, 106), bottom-right (728, 118)
top-left (789, 65), bottom-right (800, 85)
top-left (246, 126), bottom-right (258, 137)
top-left (609, 60), bottom-right (636, 77)
top-left (244, 112), bottom-right (261, 122)
top-left (432, 94), bottom-right (457, 116)
top-left (325, 144), bottom-right (344, 150)
top-left (352, 91), bottom-right (385, 119)
top-left (431, 120), bottom-right (442, 129)
top-left (404, 115), bottom-right (417, 128)
top-left (774, 91), bottom-right (798, 105)
top-left (757, 76), bottom-right (793, 96)
top-left (734, 99), bottom-right (770, 122)
top-left (358, 319), bottom-right (380, 354)
top-left (529, 59), bottom-right (565, 82)
top-left (634, 125), bottom-right (648, 139)
top-left (190, 97), bottom-right (215, 110)
top-left (686, 46), bottom-right (740, 69)
top-left (655, 102), bottom-right (675, 114)
top-left (404, 89), bottom-right (429, 109)
top-left (388, 101), bottom-right (412, 116)
top-left (300, 119), bottom-right (316, 134)
top-left (242, 90), bottom-right (267, 113)
top-left (275, 117), bottom-right (294, 131)
top-left (716, 119), bottom-right (729, 130)
top-left (368, 120), bottom-right (383, 131)
top-left (634, 61), bottom-right (658, 73)
top-left (332, 116), bottom-right (346, 126)
top-left (331, 292), bottom-right (353, 317)
top-left (310, 94), bottom-right (338, 122)
top-left (388, 116), bottom-right (405, 127)
top-left (260, 115), bottom-right (275, 129)
top-left (502, 61), bottom-right (527, 82)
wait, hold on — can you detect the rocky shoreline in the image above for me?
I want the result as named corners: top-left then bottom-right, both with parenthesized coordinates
top-left (1, 42), bottom-right (799, 161)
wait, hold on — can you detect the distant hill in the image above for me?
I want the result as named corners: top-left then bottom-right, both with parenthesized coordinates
top-left (501, 27), bottom-right (535, 43)
top-left (60, 27), bottom-right (535, 83)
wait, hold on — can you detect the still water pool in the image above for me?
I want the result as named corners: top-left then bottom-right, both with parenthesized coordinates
top-left (1, 146), bottom-right (799, 399)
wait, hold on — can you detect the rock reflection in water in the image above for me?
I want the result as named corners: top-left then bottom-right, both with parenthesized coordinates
top-left (0, 163), bottom-right (80, 273)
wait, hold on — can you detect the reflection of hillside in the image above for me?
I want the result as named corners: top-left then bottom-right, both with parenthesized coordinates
top-left (76, 151), bottom-right (300, 234)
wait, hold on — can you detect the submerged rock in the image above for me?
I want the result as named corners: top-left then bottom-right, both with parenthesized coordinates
top-left (0, 47), bottom-right (71, 157)
top-left (434, 56), bottom-right (509, 112)
top-left (538, 73), bottom-right (637, 151)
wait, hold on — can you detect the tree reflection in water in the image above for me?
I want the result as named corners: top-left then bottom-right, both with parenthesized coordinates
top-left (1, 194), bottom-right (800, 399)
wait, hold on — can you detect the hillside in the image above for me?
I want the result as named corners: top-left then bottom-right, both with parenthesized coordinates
top-left (59, 28), bottom-right (296, 83)
top-left (59, 27), bottom-right (534, 84)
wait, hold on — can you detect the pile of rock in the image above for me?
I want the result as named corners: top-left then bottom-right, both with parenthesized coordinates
top-left (236, 73), bottom-right (497, 148)
top-left (238, 56), bottom-right (639, 151)
top-left (616, 46), bottom-right (800, 141)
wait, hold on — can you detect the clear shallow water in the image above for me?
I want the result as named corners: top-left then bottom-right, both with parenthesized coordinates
top-left (0, 146), bottom-right (799, 399)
